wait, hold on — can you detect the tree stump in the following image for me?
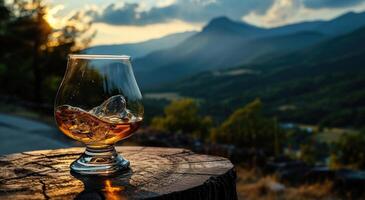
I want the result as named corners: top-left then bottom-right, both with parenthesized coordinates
top-left (0, 146), bottom-right (237, 199)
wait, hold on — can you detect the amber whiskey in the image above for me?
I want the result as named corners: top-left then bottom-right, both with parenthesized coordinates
top-left (55, 105), bottom-right (142, 147)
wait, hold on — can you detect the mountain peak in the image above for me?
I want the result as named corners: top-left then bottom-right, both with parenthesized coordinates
top-left (316, 10), bottom-right (365, 35)
top-left (202, 16), bottom-right (263, 35)
top-left (209, 16), bottom-right (233, 25)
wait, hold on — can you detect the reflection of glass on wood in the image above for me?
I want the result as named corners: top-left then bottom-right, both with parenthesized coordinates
top-left (104, 180), bottom-right (125, 193)
top-left (103, 180), bottom-right (126, 200)
top-left (55, 105), bottom-right (142, 148)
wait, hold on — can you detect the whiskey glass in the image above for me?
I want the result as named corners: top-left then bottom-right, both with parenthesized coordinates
top-left (54, 54), bottom-right (143, 175)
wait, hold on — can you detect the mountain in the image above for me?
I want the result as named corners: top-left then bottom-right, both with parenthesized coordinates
top-left (315, 11), bottom-right (365, 35)
top-left (226, 30), bottom-right (325, 64)
top-left (85, 31), bottom-right (196, 58)
top-left (133, 20), bottom-right (313, 87)
top-left (268, 21), bottom-right (324, 35)
top-left (161, 26), bottom-right (365, 127)
top-left (268, 11), bottom-right (365, 36)
top-left (134, 11), bottom-right (365, 89)
top-left (134, 17), bottom-right (267, 87)
top-left (202, 16), bottom-right (264, 35)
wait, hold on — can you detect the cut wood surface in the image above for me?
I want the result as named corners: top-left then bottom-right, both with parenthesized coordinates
top-left (0, 146), bottom-right (237, 199)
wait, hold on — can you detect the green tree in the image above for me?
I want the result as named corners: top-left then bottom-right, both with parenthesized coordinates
top-left (334, 133), bottom-right (365, 169)
top-left (0, 0), bottom-right (94, 104)
top-left (328, 153), bottom-right (341, 170)
top-left (299, 143), bottom-right (317, 164)
top-left (151, 99), bottom-right (212, 139)
top-left (211, 98), bottom-right (284, 154)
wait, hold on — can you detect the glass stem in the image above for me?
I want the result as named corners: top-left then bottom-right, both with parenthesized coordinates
top-left (85, 145), bottom-right (116, 156)
top-left (71, 145), bottom-right (130, 175)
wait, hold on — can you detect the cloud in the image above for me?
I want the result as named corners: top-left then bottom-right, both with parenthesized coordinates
top-left (243, 0), bottom-right (365, 28)
top-left (303, 0), bottom-right (365, 9)
top-left (89, 0), bottom-right (274, 25)
top-left (261, 0), bottom-right (300, 25)
top-left (155, 0), bottom-right (177, 8)
top-left (243, 0), bottom-right (301, 27)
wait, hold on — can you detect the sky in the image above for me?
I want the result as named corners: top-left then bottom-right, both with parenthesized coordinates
top-left (46, 0), bottom-right (365, 46)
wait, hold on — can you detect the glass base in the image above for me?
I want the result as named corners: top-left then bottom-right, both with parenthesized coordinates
top-left (71, 146), bottom-right (130, 175)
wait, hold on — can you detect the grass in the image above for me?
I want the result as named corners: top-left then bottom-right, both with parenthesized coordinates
top-left (236, 166), bottom-right (337, 200)
top-left (315, 127), bottom-right (358, 144)
top-left (295, 124), bottom-right (359, 144)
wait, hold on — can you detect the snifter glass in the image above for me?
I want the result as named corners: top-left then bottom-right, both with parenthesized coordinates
top-left (54, 54), bottom-right (143, 175)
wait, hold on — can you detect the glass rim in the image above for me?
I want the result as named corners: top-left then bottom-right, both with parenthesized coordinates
top-left (68, 54), bottom-right (131, 60)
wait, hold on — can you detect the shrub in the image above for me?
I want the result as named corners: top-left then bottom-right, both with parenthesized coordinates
top-left (150, 99), bottom-right (212, 139)
top-left (211, 98), bottom-right (284, 154)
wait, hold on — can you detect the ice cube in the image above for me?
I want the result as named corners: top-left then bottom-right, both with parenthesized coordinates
top-left (89, 95), bottom-right (130, 121)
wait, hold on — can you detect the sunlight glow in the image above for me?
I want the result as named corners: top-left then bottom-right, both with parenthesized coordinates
top-left (103, 180), bottom-right (126, 200)
top-left (91, 20), bottom-right (202, 46)
top-left (104, 180), bottom-right (124, 193)
top-left (44, 5), bottom-right (65, 29)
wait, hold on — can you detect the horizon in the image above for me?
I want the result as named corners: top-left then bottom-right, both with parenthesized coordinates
top-left (44, 0), bottom-right (365, 46)
top-left (90, 10), bottom-right (365, 47)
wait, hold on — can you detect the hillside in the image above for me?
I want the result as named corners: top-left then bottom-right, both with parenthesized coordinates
top-left (134, 17), bottom-right (266, 87)
top-left (134, 11), bottom-right (365, 89)
top-left (160, 26), bottom-right (365, 127)
top-left (85, 31), bottom-right (196, 58)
